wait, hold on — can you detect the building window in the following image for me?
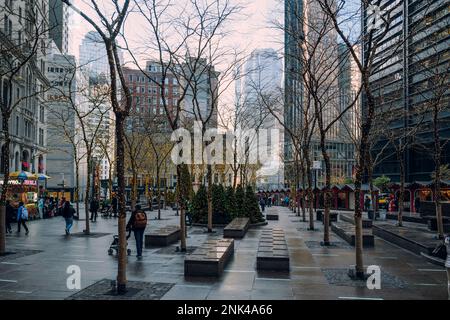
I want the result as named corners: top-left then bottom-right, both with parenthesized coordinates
top-left (39, 128), bottom-right (44, 146)
top-left (39, 106), bottom-right (44, 122)
top-left (15, 116), bottom-right (19, 135)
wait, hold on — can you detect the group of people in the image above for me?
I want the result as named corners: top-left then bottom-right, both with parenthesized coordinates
top-left (90, 195), bottom-right (118, 221)
top-left (259, 196), bottom-right (274, 213)
top-left (5, 200), bottom-right (30, 235)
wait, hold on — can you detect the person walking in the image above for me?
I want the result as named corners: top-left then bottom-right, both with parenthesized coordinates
top-left (62, 200), bottom-right (74, 235)
top-left (259, 197), bottom-right (266, 213)
top-left (38, 197), bottom-right (44, 219)
top-left (111, 194), bottom-right (118, 218)
top-left (364, 196), bottom-right (371, 212)
top-left (90, 198), bottom-right (99, 222)
top-left (16, 202), bottom-right (29, 235)
top-left (126, 205), bottom-right (147, 259)
top-left (5, 200), bottom-right (14, 234)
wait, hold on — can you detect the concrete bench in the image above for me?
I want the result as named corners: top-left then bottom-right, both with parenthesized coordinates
top-left (340, 213), bottom-right (373, 228)
top-left (257, 228), bottom-right (290, 271)
top-left (266, 208), bottom-right (279, 221)
top-left (422, 216), bottom-right (450, 232)
top-left (145, 225), bottom-right (181, 247)
top-left (331, 222), bottom-right (374, 247)
top-left (224, 218), bottom-right (250, 239)
top-left (184, 238), bottom-right (234, 277)
top-left (317, 210), bottom-right (338, 225)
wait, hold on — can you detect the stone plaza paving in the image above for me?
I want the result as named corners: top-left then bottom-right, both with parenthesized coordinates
top-left (0, 206), bottom-right (448, 300)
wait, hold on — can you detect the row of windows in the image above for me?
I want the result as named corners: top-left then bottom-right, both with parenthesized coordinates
top-left (132, 96), bottom-right (178, 106)
top-left (131, 86), bottom-right (179, 95)
top-left (128, 74), bottom-right (178, 85)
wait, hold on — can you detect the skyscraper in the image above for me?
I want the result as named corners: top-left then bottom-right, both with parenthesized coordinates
top-left (284, 0), bottom-right (303, 163)
top-left (241, 48), bottom-right (284, 189)
top-left (79, 30), bottom-right (124, 79)
top-left (364, 0), bottom-right (450, 182)
top-left (49, 0), bottom-right (69, 54)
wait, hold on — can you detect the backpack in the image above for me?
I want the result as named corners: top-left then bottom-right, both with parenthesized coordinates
top-left (21, 206), bottom-right (29, 220)
top-left (133, 210), bottom-right (147, 229)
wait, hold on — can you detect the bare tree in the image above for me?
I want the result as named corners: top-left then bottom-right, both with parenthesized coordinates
top-left (128, 0), bottom-right (243, 247)
top-left (62, 0), bottom-right (132, 294)
top-left (317, 0), bottom-right (415, 277)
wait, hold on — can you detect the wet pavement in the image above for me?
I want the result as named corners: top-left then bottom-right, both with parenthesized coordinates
top-left (0, 206), bottom-right (448, 300)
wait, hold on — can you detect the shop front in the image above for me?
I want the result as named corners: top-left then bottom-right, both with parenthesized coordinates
top-left (0, 178), bottom-right (39, 219)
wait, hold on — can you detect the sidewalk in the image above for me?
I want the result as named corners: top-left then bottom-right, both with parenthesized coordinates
top-left (0, 206), bottom-right (447, 300)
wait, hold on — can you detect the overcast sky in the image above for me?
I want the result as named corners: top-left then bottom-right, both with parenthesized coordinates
top-left (68, 0), bottom-right (283, 62)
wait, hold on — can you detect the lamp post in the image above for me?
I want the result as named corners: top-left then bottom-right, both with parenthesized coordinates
top-left (445, 236), bottom-right (450, 300)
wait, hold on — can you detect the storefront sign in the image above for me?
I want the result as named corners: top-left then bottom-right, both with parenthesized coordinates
top-left (0, 180), bottom-right (37, 186)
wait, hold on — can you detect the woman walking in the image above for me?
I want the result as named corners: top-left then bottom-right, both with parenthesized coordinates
top-left (17, 202), bottom-right (29, 235)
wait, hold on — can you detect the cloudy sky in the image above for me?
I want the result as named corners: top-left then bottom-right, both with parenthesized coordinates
top-left (68, 0), bottom-right (283, 62)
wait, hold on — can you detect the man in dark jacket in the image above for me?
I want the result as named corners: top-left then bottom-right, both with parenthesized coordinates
top-left (62, 201), bottom-right (74, 235)
top-left (5, 200), bottom-right (14, 234)
top-left (90, 198), bottom-right (99, 222)
top-left (126, 205), bottom-right (147, 259)
top-left (111, 194), bottom-right (118, 218)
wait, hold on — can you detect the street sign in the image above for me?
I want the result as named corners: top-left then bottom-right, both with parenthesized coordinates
top-left (312, 161), bottom-right (322, 170)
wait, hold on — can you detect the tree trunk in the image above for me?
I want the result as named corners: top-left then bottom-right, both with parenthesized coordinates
top-left (304, 152), bottom-right (315, 231)
top-left (0, 113), bottom-right (11, 255)
top-left (84, 155), bottom-right (91, 234)
top-left (115, 114), bottom-right (127, 293)
top-left (207, 164), bottom-right (213, 233)
top-left (321, 143), bottom-right (332, 246)
top-left (398, 157), bottom-right (406, 227)
top-left (130, 166), bottom-right (137, 212)
top-left (177, 165), bottom-right (187, 252)
top-left (75, 161), bottom-right (80, 217)
top-left (157, 165), bottom-right (161, 220)
top-left (367, 162), bottom-right (376, 222)
top-left (433, 105), bottom-right (444, 239)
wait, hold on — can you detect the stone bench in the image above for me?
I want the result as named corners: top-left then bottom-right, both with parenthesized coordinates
top-left (145, 225), bottom-right (181, 247)
top-left (224, 218), bottom-right (250, 239)
top-left (266, 208), bottom-right (279, 221)
top-left (257, 228), bottom-right (290, 271)
top-left (422, 216), bottom-right (450, 232)
top-left (331, 222), bottom-right (374, 247)
top-left (184, 238), bottom-right (234, 277)
top-left (316, 210), bottom-right (338, 225)
top-left (340, 213), bottom-right (373, 228)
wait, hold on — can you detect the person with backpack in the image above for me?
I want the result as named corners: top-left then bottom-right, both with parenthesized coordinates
top-left (62, 200), bottom-right (74, 235)
top-left (126, 204), bottom-right (147, 259)
top-left (17, 202), bottom-right (29, 235)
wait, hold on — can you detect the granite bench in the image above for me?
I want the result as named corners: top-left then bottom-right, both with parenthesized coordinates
top-left (224, 218), bottom-right (250, 239)
top-left (331, 221), bottom-right (374, 247)
top-left (184, 238), bottom-right (234, 277)
top-left (257, 228), bottom-right (290, 271)
top-left (266, 208), bottom-right (279, 221)
top-left (317, 210), bottom-right (338, 225)
top-left (145, 225), bottom-right (181, 247)
top-left (340, 213), bottom-right (373, 228)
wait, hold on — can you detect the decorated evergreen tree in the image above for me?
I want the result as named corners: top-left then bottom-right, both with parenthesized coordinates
top-left (212, 184), bottom-right (225, 215)
top-left (224, 186), bottom-right (237, 219)
top-left (245, 185), bottom-right (264, 223)
top-left (191, 185), bottom-right (208, 223)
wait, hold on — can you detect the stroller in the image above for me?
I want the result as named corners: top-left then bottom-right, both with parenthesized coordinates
top-left (108, 229), bottom-right (132, 256)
